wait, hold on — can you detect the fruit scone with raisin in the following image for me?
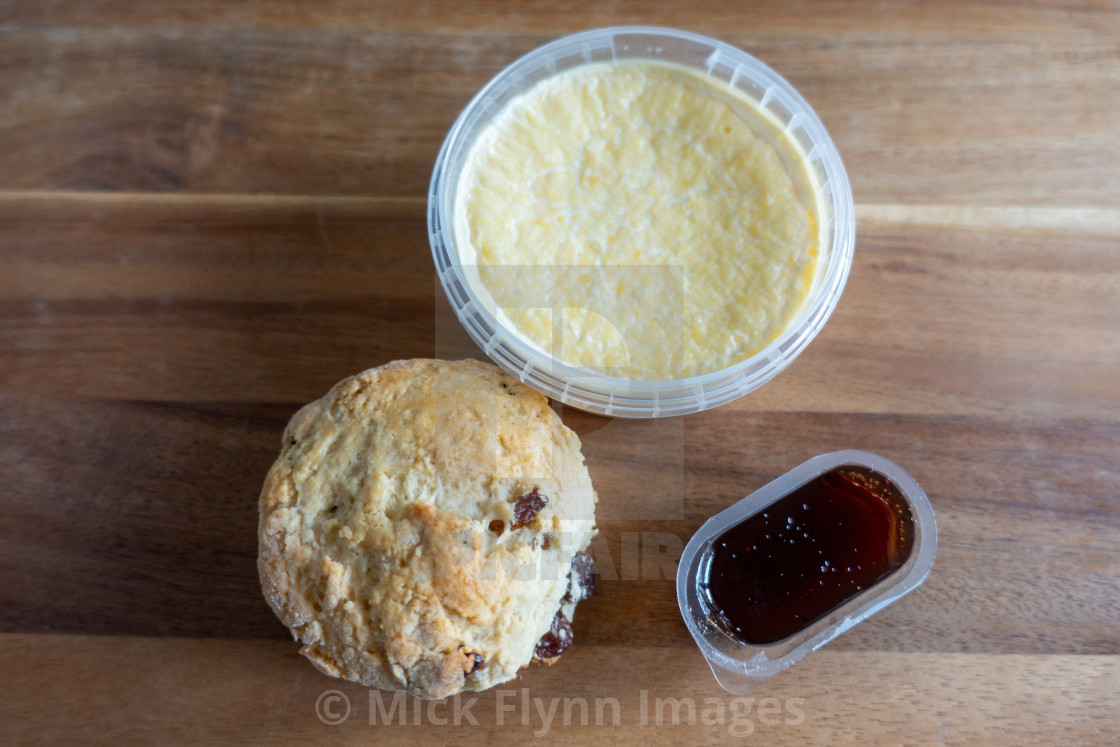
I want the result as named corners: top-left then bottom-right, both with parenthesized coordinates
top-left (258, 359), bottom-right (597, 699)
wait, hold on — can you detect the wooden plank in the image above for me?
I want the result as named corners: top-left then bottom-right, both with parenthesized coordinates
top-left (0, 398), bottom-right (295, 638)
top-left (3, 395), bottom-right (1117, 654)
top-left (0, 193), bottom-right (427, 302)
top-left (2, 0), bottom-right (1116, 37)
top-left (778, 217), bottom-right (1120, 418)
top-left (1, 20), bottom-right (1117, 203)
top-left (3, 195), bottom-right (1118, 416)
top-left (0, 194), bottom-right (436, 404)
top-left (860, 204), bottom-right (1120, 233)
top-left (1, 635), bottom-right (1115, 743)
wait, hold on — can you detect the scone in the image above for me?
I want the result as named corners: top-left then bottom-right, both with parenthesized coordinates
top-left (258, 359), bottom-right (598, 699)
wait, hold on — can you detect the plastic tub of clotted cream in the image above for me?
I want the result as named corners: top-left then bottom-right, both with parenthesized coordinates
top-left (429, 27), bottom-right (854, 417)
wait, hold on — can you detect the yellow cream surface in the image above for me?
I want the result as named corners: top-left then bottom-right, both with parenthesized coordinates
top-left (455, 61), bottom-right (817, 380)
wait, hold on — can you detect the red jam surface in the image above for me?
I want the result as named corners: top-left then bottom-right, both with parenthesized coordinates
top-left (704, 465), bottom-right (915, 644)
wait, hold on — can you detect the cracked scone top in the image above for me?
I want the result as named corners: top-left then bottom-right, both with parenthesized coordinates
top-left (258, 359), bottom-right (597, 699)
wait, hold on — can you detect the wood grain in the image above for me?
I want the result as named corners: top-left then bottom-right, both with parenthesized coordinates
top-left (2, 6), bottom-right (1118, 204)
top-left (1, 0), bottom-right (1118, 742)
top-left (3, 395), bottom-right (1116, 654)
top-left (3, 0), bottom-right (1116, 36)
top-left (1, 635), bottom-right (1116, 744)
top-left (3, 193), bottom-right (1118, 415)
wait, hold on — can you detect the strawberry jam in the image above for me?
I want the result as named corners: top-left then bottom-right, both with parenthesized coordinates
top-left (703, 465), bottom-right (914, 644)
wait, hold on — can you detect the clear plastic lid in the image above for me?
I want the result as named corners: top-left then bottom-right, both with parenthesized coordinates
top-left (429, 27), bottom-right (855, 417)
top-left (676, 450), bottom-right (937, 693)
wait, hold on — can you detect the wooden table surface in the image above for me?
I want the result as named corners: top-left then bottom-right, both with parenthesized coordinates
top-left (2, 2), bottom-right (1118, 743)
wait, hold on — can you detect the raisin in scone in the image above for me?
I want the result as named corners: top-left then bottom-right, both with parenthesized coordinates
top-left (258, 359), bottom-right (598, 699)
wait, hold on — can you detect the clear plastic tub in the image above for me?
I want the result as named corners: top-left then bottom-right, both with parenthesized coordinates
top-left (676, 450), bottom-right (937, 693)
top-left (429, 27), bottom-right (855, 417)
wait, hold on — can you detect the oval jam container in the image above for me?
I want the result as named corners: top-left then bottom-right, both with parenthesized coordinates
top-left (429, 26), bottom-right (855, 418)
top-left (676, 450), bottom-right (937, 693)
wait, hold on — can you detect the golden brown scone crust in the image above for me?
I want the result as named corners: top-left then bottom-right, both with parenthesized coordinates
top-left (258, 359), bottom-right (597, 699)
